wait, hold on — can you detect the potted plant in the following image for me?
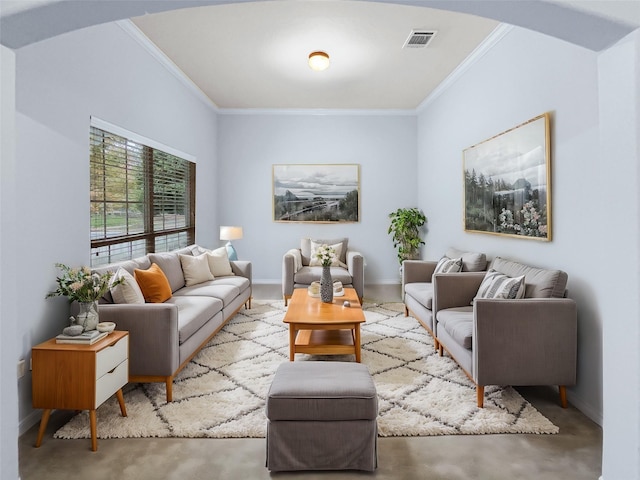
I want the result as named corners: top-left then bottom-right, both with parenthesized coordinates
top-left (387, 208), bottom-right (427, 265)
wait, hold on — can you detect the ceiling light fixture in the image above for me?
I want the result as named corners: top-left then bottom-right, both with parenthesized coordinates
top-left (308, 51), bottom-right (330, 71)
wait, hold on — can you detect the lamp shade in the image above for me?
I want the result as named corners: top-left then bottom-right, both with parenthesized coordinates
top-left (220, 226), bottom-right (243, 241)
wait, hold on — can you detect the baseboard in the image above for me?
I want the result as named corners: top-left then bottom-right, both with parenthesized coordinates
top-left (19, 409), bottom-right (41, 436)
top-left (567, 390), bottom-right (603, 426)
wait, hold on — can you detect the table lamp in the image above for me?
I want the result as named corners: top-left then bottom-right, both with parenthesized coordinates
top-left (220, 226), bottom-right (243, 261)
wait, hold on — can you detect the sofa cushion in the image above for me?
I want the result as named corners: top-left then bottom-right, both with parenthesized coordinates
top-left (109, 267), bottom-right (145, 304)
top-left (437, 307), bottom-right (474, 350)
top-left (165, 296), bottom-right (224, 344)
top-left (475, 269), bottom-right (525, 303)
top-left (148, 252), bottom-right (186, 293)
top-left (134, 263), bottom-right (172, 303)
top-left (266, 361), bottom-right (377, 421)
top-left (404, 282), bottom-right (433, 310)
top-left (206, 276), bottom-right (251, 293)
top-left (180, 253), bottom-right (214, 286)
top-left (206, 247), bottom-right (234, 277)
top-left (173, 282), bottom-right (241, 308)
top-left (301, 237), bottom-right (348, 266)
top-left (446, 248), bottom-right (487, 272)
top-left (490, 257), bottom-right (568, 298)
top-left (294, 266), bottom-right (353, 286)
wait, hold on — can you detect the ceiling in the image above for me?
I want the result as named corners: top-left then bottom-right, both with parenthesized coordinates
top-left (130, 2), bottom-right (499, 110)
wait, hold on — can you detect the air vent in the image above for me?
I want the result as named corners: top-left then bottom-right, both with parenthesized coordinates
top-left (403, 30), bottom-right (436, 49)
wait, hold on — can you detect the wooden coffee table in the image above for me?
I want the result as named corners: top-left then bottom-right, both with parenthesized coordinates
top-left (283, 288), bottom-right (366, 362)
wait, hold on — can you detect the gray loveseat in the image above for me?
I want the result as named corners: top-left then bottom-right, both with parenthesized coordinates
top-left (433, 257), bottom-right (577, 408)
top-left (93, 244), bottom-right (252, 401)
top-left (403, 247), bottom-right (487, 350)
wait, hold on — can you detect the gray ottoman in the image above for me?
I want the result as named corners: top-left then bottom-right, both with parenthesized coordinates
top-left (266, 361), bottom-right (378, 472)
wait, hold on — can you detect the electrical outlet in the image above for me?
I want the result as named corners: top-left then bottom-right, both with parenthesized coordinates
top-left (17, 359), bottom-right (26, 379)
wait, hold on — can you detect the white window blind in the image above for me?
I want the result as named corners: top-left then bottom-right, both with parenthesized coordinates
top-left (90, 123), bottom-right (195, 267)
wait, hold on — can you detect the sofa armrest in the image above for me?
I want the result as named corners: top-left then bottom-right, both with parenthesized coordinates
top-left (433, 272), bottom-right (485, 312)
top-left (98, 303), bottom-right (180, 378)
top-left (230, 260), bottom-right (252, 282)
top-left (402, 260), bottom-right (437, 285)
top-left (346, 250), bottom-right (364, 301)
top-left (473, 298), bottom-right (577, 386)
top-left (282, 252), bottom-right (296, 298)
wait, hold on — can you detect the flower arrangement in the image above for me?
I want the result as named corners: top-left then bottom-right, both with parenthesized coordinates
top-left (314, 244), bottom-right (337, 267)
top-left (46, 263), bottom-right (121, 303)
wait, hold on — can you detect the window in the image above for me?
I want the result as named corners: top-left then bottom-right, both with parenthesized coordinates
top-left (90, 120), bottom-right (195, 267)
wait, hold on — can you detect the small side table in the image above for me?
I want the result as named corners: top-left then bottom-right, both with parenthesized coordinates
top-left (32, 330), bottom-right (129, 451)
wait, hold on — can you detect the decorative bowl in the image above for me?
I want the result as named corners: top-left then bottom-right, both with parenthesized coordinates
top-left (97, 322), bottom-right (116, 334)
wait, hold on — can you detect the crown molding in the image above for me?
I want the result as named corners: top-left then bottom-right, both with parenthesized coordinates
top-left (116, 19), bottom-right (219, 112)
top-left (417, 23), bottom-right (514, 112)
top-left (217, 108), bottom-right (417, 116)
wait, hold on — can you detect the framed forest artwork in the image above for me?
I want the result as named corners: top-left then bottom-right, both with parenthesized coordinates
top-left (463, 113), bottom-right (551, 241)
top-left (272, 164), bottom-right (360, 223)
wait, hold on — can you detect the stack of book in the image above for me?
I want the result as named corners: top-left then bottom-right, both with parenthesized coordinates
top-left (56, 330), bottom-right (108, 345)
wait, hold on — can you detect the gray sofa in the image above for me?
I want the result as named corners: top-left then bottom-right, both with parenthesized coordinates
top-left (93, 244), bottom-right (252, 401)
top-left (433, 257), bottom-right (577, 408)
top-left (282, 237), bottom-right (364, 306)
top-left (403, 247), bottom-right (487, 349)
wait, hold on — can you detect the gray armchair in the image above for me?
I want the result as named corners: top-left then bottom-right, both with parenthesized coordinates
top-left (282, 237), bottom-right (364, 306)
top-left (403, 248), bottom-right (487, 350)
top-left (433, 257), bottom-right (577, 408)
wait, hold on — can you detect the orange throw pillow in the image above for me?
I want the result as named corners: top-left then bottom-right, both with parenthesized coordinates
top-left (134, 263), bottom-right (172, 303)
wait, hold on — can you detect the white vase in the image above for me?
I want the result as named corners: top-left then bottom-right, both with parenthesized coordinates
top-left (72, 301), bottom-right (99, 331)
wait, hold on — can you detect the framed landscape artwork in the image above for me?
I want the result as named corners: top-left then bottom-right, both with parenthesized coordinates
top-left (272, 164), bottom-right (360, 223)
top-left (463, 113), bottom-right (551, 241)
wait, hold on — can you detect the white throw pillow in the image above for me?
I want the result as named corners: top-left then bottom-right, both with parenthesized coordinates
top-left (309, 241), bottom-right (345, 267)
top-left (433, 256), bottom-right (462, 276)
top-left (110, 267), bottom-right (145, 304)
top-left (180, 253), bottom-right (214, 286)
top-left (206, 247), bottom-right (234, 277)
top-left (473, 269), bottom-right (526, 304)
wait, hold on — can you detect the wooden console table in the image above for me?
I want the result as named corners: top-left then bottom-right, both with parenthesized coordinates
top-left (32, 330), bottom-right (129, 451)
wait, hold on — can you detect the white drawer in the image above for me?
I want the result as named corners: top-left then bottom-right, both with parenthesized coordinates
top-left (96, 335), bottom-right (128, 378)
top-left (95, 359), bottom-right (128, 408)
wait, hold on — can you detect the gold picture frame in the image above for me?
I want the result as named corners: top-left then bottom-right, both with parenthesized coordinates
top-left (272, 164), bottom-right (360, 223)
top-left (463, 113), bottom-right (551, 240)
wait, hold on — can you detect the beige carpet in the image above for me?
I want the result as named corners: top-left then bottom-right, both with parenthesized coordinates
top-left (54, 300), bottom-right (558, 439)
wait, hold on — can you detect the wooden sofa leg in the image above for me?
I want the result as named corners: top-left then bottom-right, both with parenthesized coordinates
top-left (477, 385), bottom-right (485, 408)
top-left (284, 295), bottom-right (289, 307)
top-left (404, 305), bottom-right (409, 317)
top-left (559, 385), bottom-right (568, 408)
top-left (438, 344), bottom-right (443, 356)
top-left (166, 377), bottom-right (173, 402)
top-left (434, 338), bottom-right (439, 351)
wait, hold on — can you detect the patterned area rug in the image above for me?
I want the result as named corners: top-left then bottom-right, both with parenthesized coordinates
top-left (54, 300), bottom-right (558, 439)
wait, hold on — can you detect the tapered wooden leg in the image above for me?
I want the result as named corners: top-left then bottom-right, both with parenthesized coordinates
top-left (354, 324), bottom-right (361, 363)
top-left (166, 378), bottom-right (173, 402)
top-left (404, 306), bottom-right (409, 317)
top-left (34, 409), bottom-right (51, 448)
top-left (434, 338), bottom-right (440, 352)
top-left (476, 385), bottom-right (485, 408)
top-left (289, 326), bottom-right (296, 361)
top-left (438, 344), bottom-right (443, 356)
top-left (116, 389), bottom-right (127, 417)
top-left (284, 296), bottom-right (289, 307)
top-left (559, 385), bottom-right (568, 408)
top-left (89, 410), bottom-right (97, 452)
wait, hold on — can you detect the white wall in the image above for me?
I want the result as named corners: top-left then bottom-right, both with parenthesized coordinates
top-left (1, 43), bottom-right (20, 480)
top-left (598, 30), bottom-right (640, 480)
top-left (418, 27), bottom-right (603, 419)
top-left (217, 112), bottom-right (417, 285)
top-left (14, 22), bottom-right (218, 433)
